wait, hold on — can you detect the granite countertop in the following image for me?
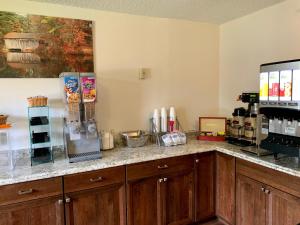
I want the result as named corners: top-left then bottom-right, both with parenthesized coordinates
top-left (0, 140), bottom-right (299, 186)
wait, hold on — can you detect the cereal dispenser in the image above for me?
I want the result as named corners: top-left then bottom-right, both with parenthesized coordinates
top-left (60, 72), bottom-right (101, 163)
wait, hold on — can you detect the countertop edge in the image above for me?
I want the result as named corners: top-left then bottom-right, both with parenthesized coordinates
top-left (1, 143), bottom-right (299, 186)
top-left (216, 147), bottom-right (300, 178)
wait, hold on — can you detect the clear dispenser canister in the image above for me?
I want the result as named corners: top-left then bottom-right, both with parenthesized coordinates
top-left (0, 127), bottom-right (15, 170)
top-left (60, 73), bottom-right (81, 122)
top-left (80, 73), bottom-right (96, 121)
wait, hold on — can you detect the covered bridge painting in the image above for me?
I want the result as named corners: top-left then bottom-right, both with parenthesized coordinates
top-left (0, 11), bottom-right (94, 78)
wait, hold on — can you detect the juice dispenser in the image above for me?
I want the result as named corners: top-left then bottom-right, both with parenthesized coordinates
top-left (257, 60), bottom-right (300, 166)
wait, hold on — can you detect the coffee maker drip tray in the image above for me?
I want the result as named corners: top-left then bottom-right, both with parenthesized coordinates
top-left (260, 133), bottom-right (300, 159)
top-left (227, 136), bottom-right (254, 147)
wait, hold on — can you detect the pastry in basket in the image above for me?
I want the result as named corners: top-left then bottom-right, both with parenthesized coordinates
top-left (0, 115), bottom-right (11, 128)
top-left (0, 115), bottom-right (8, 125)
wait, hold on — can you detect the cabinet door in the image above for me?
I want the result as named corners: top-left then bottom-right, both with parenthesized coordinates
top-left (216, 153), bottom-right (235, 224)
top-left (194, 152), bottom-right (215, 222)
top-left (127, 176), bottom-right (160, 225)
top-left (163, 170), bottom-right (194, 225)
top-left (236, 174), bottom-right (266, 225)
top-left (0, 196), bottom-right (64, 225)
top-left (266, 186), bottom-right (300, 225)
top-left (65, 184), bottom-right (126, 225)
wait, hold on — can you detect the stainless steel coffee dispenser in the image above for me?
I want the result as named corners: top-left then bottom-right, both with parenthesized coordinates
top-left (257, 60), bottom-right (300, 166)
top-left (227, 93), bottom-right (259, 147)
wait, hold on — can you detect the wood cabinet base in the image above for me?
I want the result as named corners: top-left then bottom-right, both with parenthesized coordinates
top-left (0, 196), bottom-right (64, 225)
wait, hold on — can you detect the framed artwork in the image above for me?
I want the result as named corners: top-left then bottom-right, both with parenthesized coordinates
top-left (0, 11), bottom-right (94, 78)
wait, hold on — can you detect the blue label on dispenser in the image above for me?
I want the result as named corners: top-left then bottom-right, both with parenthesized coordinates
top-left (63, 76), bottom-right (80, 103)
top-left (64, 76), bottom-right (79, 93)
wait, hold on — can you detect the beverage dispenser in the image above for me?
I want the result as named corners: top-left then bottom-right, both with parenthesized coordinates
top-left (60, 72), bottom-right (101, 163)
top-left (257, 60), bottom-right (300, 166)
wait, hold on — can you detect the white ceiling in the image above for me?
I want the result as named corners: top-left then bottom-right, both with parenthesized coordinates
top-left (29, 0), bottom-right (284, 24)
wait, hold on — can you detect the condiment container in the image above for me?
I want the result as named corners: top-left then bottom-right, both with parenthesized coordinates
top-left (121, 130), bottom-right (149, 148)
top-left (101, 131), bottom-right (114, 150)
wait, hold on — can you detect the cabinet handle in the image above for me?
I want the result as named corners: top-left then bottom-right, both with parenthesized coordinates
top-left (265, 189), bottom-right (271, 194)
top-left (58, 199), bottom-right (63, 205)
top-left (163, 178), bottom-right (168, 182)
top-left (195, 159), bottom-right (199, 163)
top-left (65, 197), bottom-right (71, 203)
top-left (18, 188), bottom-right (33, 195)
top-left (89, 176), bottom-right (103, 182)
top-left (261, 187), bottom-right (266, 192)
top-left (158, 178), bottom-right (164, 183)
top-left (157, 164), bottom-right (168, 169)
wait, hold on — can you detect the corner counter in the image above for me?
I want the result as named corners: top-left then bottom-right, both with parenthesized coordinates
top-left (0, 140), bottom-right (299, 186)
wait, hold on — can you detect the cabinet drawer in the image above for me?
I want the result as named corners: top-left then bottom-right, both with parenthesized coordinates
top-left (236, 159), bottom-right (300, 198)
top-left (127, 155), bottom-right (194, 181)
top-left (64, 166), bottom-right (125, 193)
top-left (0, 177), bottom-right (62, 206)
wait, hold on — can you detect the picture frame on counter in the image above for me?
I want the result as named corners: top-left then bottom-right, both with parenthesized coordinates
top-left (197, 117), bottom-right (227, 142)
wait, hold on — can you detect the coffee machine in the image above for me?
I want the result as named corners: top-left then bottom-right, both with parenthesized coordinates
top-left (257, 59), bottom-right (300, 166)
top-left (227, 92), bottom-right (272, 156)
top-left (227, 92), bottom-right (259, 146)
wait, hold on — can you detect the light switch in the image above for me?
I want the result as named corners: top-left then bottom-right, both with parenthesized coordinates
top-left (139, 68), bottom-right (146, 80)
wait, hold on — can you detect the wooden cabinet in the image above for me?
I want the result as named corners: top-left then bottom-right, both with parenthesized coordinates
top-left (236, 173), bottom-right (300, 225)
top-left (216, 153), bottom-right (235, 225)
top-left (236, 159), bottom-right (300, 225)
top-left (127, 155), bottom-right (194, 225)
top-left (3, 151), bottom-right (300, 225)
top-left (0, 196), bottom-right (64, 225)
top-left (267, 186), bottom-right (300, 225)
top-left (65, 184), bottom-right (125, 225)
top-left (194, 152), bottom-right (215, 222)
top-left (163, 170), bottom-right (194, 225)
top-left (64, 166), bottom-right (126, 225)
top-left (0, 177), bottom-right (64, 225)
top-left (127, 176), bottom-right (160, 225)
top-left (236, 174), bottom-right (266, 225)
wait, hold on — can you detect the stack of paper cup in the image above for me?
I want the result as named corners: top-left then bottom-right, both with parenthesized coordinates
top-left (153, 109), bottom-right (160, 133)
top-left (169, 107), bottom-right (176, 132)
top-left (161, 107), bottom-right (168, 132)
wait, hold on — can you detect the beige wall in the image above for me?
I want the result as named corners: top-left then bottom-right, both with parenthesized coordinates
top-left (1, 0), bottom-right (219, 149)
top-left (219, 0), bottom-right (300, 116)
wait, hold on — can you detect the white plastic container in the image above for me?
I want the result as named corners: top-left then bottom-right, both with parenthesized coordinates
top-left (101, 131), bottom-right (114, 150)
top-left (0, 128), bottom-right (15, 170)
